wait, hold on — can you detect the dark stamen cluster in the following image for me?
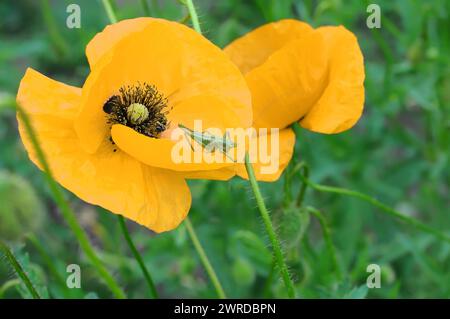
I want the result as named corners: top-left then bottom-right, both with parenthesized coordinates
top-left (103, 82), bottom-right (170, 139)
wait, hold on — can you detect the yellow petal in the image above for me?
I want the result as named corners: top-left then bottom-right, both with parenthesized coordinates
top-left (183, 128), bottom-right (295, 181)
top-left (226, 20), bottom-right (364, 134)
top-left (17, 68), bottom-right (191, 233)
top-left (111, 124), bottom-right (234, 172)
top-left (75, 18), bottom-right (251, 154)
top-left (300, 26), bottom-right (365, 133)
top-left (183, 168), bottom-right (235, 181)
top-left (16, 68), bottom-right (81, 120)
top-left (16, 68), bottom-right (81, 172)
top-left (86, 17), bottom-right (152, 69)
top-left (110, 94), bottom-right (251, 172)
top-left (232, 128), bottom-right (295, 182)
top-left (245, 31), bottom-right (329, 129)
top-left (167, 94), bottom-right (250, 132)
top-left (224, 19), bottom-right (313, 74)
top-left (184, 127), bottom-right (296, 181)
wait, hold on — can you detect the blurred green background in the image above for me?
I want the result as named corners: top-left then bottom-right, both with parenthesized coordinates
top-left (0, 0), bottom-right (449, 298)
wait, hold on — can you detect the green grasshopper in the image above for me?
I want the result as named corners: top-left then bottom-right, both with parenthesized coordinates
top-left (178, 124), bottom-right (236, 162)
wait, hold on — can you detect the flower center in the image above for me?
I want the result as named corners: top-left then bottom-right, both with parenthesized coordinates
top-left (103, 83), bottom-right (170, 139)
top-left (127, 103), bottom-right (149, 125)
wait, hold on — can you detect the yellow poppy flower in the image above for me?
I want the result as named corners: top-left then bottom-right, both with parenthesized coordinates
top-left (223, 19), bottom-right (365, 181)
top-left (16, 18), bottom-right (252, 233)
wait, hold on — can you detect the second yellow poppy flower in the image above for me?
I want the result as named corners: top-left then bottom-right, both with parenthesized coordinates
top-left (223, 19), bottom-right (365, 180)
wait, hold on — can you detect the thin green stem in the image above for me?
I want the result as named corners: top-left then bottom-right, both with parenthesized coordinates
top-left (0, 241), bottom-right (41, 299)
top-left (244, 153), bottom-right (296, 298)
top-left (299, 173), bottom-right (450, 244)
top-left (289, 162), bottom-right (310, 207)
top-left (101, 0), bottom-right (118, 23)
top-left (184, 0), bottom-right (202, 33)
top-left (118, 215), bottom-right (158, 298)
top-left (26, 235), bottom-right (66, 289)
top-left (40, 0), bottom-right (69, 57)
top-left (16, 105), bottom-right (126, 298)
top-left (179, 0), bottom-right (226, 299)
top-left (140, 0), bottom-right (151, 16)
top-left (305, 207), bottom-right (342, 279)
top-left (98, 0), bottom-right (161, 299)
top-left (185, 218), bottom-right (226, 299)
top-left (284, 161), bottom-right (309, 207)
top-left (283, 165), bottom-right (293, 206)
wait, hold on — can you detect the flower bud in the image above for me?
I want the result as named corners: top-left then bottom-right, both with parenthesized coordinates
top-left (0, 171), bottom-right (45, 241)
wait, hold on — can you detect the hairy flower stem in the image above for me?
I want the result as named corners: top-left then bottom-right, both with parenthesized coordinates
top-left (16, 105), bottom-right (126, 299)
top-left (118, 216), bottom-right (158, 298)
top-left (184, 0), bottom-right (202, 33)
top-left (0, 240), bottom-right (41, 299)
top-left (296, 162), bottom-right (450, 244)
top-left (245, 153), bottom-right (296, 298)
top-left (185, 218), bottom-right (227, 298)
